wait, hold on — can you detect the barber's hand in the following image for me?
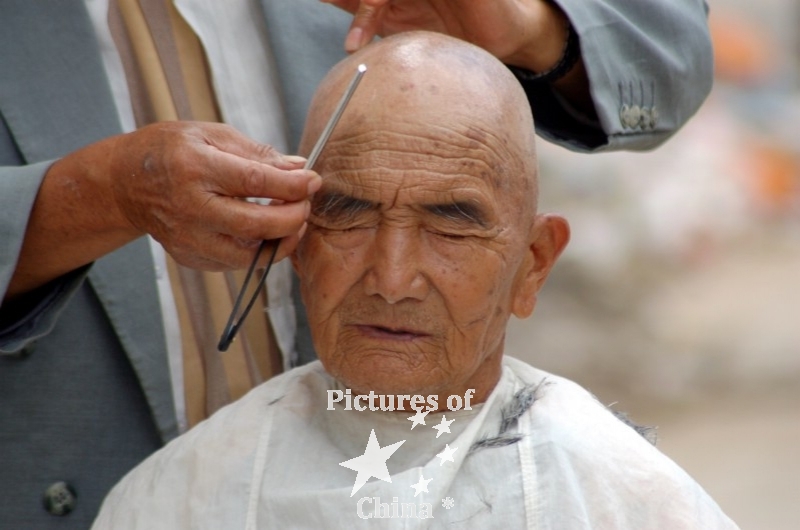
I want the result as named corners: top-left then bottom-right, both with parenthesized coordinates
top-left (109, 122), bottom-right (320, 270)
top-left (322, 0), bottom-right (568, 73)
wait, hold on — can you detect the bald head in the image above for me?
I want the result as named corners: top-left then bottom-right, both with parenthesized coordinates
top-left (293, 32), bottom-right (568, 402)
top-left (300, 31), bottom-right (539, 216)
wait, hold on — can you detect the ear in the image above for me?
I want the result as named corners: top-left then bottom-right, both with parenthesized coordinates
top-left (510, 214), bottom-right (570, 318)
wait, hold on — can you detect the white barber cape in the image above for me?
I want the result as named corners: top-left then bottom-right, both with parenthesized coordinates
top-left (92, 357), bottom-right (738, 529)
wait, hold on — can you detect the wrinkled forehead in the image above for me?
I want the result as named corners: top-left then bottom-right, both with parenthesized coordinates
top-left (316, 117), bottom-right (521, 194)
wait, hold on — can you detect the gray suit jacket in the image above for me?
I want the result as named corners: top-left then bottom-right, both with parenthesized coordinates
top-left (0, 0), bottom-right (711, 527)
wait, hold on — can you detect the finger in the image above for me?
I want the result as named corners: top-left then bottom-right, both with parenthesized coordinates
top-left (199, 123), bottom-right (308, 171)
top-left (163, 216), bottom-right (307, 271)
top-left (227, 224), bottom-right (305, 269)
top-left (345, 0), bottom-right (390, 52)
top-left (319, 0), bottom-right (361, 14)
top-left (211, 221), bottom-right (306, 269)
top-left (167, 237), bottom-right (263, 271)
top-left (205, 197), bottom-right (311, 244)
top-left (270, 222), bottom-right (307, 263)
top-left (164, 232), bottom-right (258, 271)
top-left (204, 150), bottom-right (322, 202)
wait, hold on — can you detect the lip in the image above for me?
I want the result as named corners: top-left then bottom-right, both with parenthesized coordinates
top-left (353, 324), bottom-right (431, 342)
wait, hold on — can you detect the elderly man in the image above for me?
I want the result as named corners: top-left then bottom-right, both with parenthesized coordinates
top-left (92, 32), bottom-right (735, 528)
top-left (1, 1), bottom-right (716, 526)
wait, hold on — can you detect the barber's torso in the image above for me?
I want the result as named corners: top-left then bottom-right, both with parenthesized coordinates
top-left (0, 1), bottom-right (347, 527)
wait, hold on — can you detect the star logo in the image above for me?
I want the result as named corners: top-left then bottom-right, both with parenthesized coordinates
top-left (442, 497), bottom-right (455, 509)
top-left (436, 444), bottom-right (458, 466)
top-left (407, 409), bottom-right (430, 430)
top-left (339, 429), bottom-right (405, 497)
top-left (432, 415), bottom-right (454, 438)
top-left (410, 474), bottom-right (432, 497)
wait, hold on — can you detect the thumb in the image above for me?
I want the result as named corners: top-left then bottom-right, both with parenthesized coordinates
top-left (344, 0), bottom-right (388, 53)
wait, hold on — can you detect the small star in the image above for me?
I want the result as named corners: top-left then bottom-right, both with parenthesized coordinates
top-left (410, 474), bottom-right (433, 497)
top-left (407, 409), bottom-right (430, 430)
top-left (436, 444), bottom-right (458, 466)
top-left (339, 429), bottom-right (405, 497)
top-left (432, 415), bottom-right (454, 438)
top-left (442, 497), bottom-right (455, 509)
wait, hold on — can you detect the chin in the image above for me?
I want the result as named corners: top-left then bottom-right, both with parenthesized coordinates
top-left (326, 350), bottom-right (447, 396)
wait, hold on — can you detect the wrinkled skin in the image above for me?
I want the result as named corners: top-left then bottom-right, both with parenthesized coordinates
top-left (293, 32), bottom-right (569, 407)
top-left (8, 121), bottom-right (320, 299)
top-left (106, 122), bottom-right (317, 270)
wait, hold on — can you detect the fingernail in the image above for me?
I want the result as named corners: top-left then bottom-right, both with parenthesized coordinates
top-left (284, 155), bottom-right (307, 165)
top-left (307, 175), bottom-right (322, 194)
top-left (345, 27), bottom-right (363, 53)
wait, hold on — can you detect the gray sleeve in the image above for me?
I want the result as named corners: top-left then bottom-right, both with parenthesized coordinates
top-left (0, 161), bottom-right (51, 297)
top-left (524, 0), bottom-right (713, 152)
top-left (0, 267), bottom-right (90, 354)
top-left (0, 161), bottom-right (90, 354)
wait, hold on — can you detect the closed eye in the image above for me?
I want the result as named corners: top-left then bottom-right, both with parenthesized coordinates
top-left (429, 229), bottom-right (468, 240)
top-left (310, 191), bottom-right (377, 229)
top-left (423, 201), bottom-right (488, 229)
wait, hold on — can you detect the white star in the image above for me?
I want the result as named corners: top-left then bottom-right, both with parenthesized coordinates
top-left (432, 415), bottom-right (454, 438)
top-left (339, 429), bottom-right (405, 497)
top-left (410, 474), bottom-right (433, 497)
top-left (436, 444), bottom-right (458, 466)
top-left (407, 409), bottom-right (430, 430)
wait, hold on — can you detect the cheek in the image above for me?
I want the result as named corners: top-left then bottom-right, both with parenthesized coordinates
top-left (296, 231), bottom-right (367, 315)
top-left (425, 235), bottom-right (513, 321)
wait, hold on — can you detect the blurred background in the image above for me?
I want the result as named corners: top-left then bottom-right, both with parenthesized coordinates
top-left (508, 0), bottom-right (800, 528)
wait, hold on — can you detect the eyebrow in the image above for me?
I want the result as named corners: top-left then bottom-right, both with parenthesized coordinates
top-left (312, 191), bottom-right (376, 218)
top-left (423, 201), bottom-right (489, 228)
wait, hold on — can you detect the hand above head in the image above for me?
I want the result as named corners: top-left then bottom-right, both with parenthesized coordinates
top-left (321, 0), bottom-right (571, 75)
top-left (321, 0), bottom-right (593, 114)
top-left (7, 122), bottom-right (320, 299)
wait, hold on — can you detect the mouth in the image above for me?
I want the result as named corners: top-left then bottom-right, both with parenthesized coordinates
top-left (354, 324), bottom-right (430, 341)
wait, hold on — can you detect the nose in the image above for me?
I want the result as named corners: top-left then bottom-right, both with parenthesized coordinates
top-left (363, 225), bottom-right (429, 304)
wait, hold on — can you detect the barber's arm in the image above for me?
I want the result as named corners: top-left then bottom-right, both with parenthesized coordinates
top-left (0, 159), bottom-right (86, 354)
top-left (323, 0), bottom-right (713, 152)
top-left (2, 122), bottom-right (319, 303)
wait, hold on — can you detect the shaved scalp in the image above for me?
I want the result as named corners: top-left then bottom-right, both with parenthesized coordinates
top-left (301, 31), bottom-right (539, 218)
